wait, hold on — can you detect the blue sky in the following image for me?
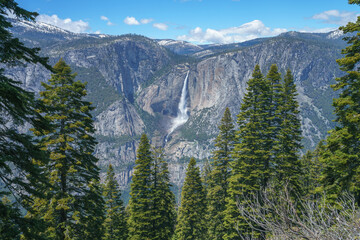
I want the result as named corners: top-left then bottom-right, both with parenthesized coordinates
top-left (17, 0), bottom-right (360, 44)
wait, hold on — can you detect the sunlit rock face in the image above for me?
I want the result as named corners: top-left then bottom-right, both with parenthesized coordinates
top-left (9, 20), bottom-right (345, 192)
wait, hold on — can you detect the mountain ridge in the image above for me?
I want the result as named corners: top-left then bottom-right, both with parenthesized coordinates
top-left (6, 18), bottom-right (345, 195)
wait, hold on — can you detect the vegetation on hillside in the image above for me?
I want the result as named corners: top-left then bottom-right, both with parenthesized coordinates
top-left (2, 0), bottom-right (360, 239)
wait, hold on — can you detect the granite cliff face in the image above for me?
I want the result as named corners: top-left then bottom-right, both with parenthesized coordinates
top-left (7, 19), bottom-right (345, 191)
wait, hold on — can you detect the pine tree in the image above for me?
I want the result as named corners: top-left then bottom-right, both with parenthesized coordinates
top-left (128, 133), bottom-right (153, 240)
top-left (207, 107), bottom-right (236, 240)
top-left (175, 158), bottom-right (207, 240)
top-left (80, 179), bottom-right (105, 240)
top-left (224, 65), bottom-right (271, 239)
top-left (0, 2), bottom-right (50, 238)
top-left (320, 0), bottom-right (360, 205)
top-left (128, 137), bottom-right (176, 240)
top-left (301, 142), bottom-right (324, 200)
top-left (151, 148), bottom-right (176, 240)
top-left (103, 164), bottom-right (128, 240)
top-left (201, 159), bottom-right (212, 196)
top-left (26, 59), bottom-right (103, 239)
top-left (0, 197), bottom-right (21, 240)
top-left (266, 64), bottom-right (283, 174)
top-left (275, 69), bottom-right (303, 195)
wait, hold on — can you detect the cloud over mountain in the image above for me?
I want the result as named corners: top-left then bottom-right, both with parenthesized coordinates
top-left (36, 14), bottom-right (90, 33)
top-left (312, 10), bottom-right (359, 25)
top-left (177, 20), bottom-right (287, 44)
top-left (124, 16), bottom-right (140, 25)
top-left (153, 23), bottom-right (168, 31)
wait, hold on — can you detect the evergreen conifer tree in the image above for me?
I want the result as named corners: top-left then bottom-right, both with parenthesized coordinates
top-left (175, 158), bottom-right (207, 240)
top-left (201, 159), bottom-right (212, 197)
top-left (0, 197), bottom-right (21, 240)
top-left (301, 142), bottom-right (324, 199)
top-left (129, 137), bottom-right (176, 240)
top-left (0, 2), bottom-right (50, 238)
top-left (275, 69), bottom-right (303, 194)
top-left (207, 107), bottom-right (236, 240)
top-left (26, 59), bottom-right (103, 239)
top-left (224, 65), bottom-right (270, 239)
top-left (320, 0), bottom-right (360, 205)
top-left (80, 179), bottom-right (105, 240)
top-left (103, 164), bottom-right (128, 240)
top-left (128, 133), bottom-right (153, 240)
top-left (151, 148), bottom-right (176, 240)
top-left (266, 64), bottom-right (283, 178)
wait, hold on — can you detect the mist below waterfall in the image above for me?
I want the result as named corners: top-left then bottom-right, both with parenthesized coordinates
top-left (167, 71), bottom-right (190, 138)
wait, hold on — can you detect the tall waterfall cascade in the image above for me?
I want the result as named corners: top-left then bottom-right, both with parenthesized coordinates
top-left (165, 71), bottom-right (190, 142)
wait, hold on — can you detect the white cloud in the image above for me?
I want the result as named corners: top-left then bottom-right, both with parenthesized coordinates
top-left (124, 16), bottom-right (140, 25)
top-left (140, 18), bottom-right (154, 24)
top-left (312, 10), bottom-right (359, 25)
top-left (100, 15), bottom-right (114, 26)
top-left (153, 23), bottom-right (168, 31)
top-left (177, 20), bottom-right (287, 44)
top-left (94, 30), bottom-right (101, 34)
top-left (100, 16), bottom-right (109, 21)
top-left (36, 14), bottom-right (90, 33)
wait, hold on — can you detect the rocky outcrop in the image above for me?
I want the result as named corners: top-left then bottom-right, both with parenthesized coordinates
top-left (8, 20), bottom-right (345, 192)
top-left (140, 36), bottom-right (343, 156)
top-left (95, 99), bottom-right (144, 137)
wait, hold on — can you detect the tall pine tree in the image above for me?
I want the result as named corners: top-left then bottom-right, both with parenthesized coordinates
top-left (301, 142), bottom-right (325, 200)
top-left (128, 136), bottom-right (176, 240)
top-left (80, 179), bottom-right (105, 240)
top-left (207, 107), bottom-right (236, 240)
top-left (224, 65), bottom-right (270, 240)
top-left (128, 133), bottom-right (153, 240)
top-left (103, 164), bottom-right (128, 240)
top-left (275, 69), bottom-right (302, 194)
top-left (26, 59), bottom-right (104, 240)
top-left (175, 158), bottom-right (207, 240)
top-left (0, 2), bottom-right (50, 238)
top-left (320, 0), bottom-right (360, 205)
top-left (151, 148), bottom-right (176, 240)
top-left (266, 64), bottom-right (283, 184)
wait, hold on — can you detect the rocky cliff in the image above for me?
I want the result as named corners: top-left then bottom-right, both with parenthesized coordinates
top-left (7, 19), bottom-right (345, 194)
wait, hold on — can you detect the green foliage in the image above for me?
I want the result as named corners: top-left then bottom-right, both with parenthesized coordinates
top-left (274, 69), bottom-right (303, 195)
top-left (320, 2), bottom-right (360, 205)
top-left (80, 179), bottom-right (105, 240)
top-left (349, 0), bottom-right (360, 5)
top-left (224, 65), bottom-right (270, 239)
top-left (224, 65), bottom-right (303, 239)
top-left (0, 197), bottom-right (21, 240)
top-left (26, 59), bottom-right (104, 239)
top-left (128, 134), bottom-right (176, 240)
top-left (128, 134), bottom-right (153, 240)
top-left (207, 108), bottom-right (236, 240)
top-left (301, 142), bottom-right (325, 199)
top-left (201, 159), bottom-right (212, 196)
top-left (103, 164), bottom-right (128, 240)
top-left (265, 64), bottom-right (284, 188)
top-left (175, 158), bottom-right (207, 240)
top-left (151, 148), bottom-right (176, 240)
top-left (0, 1), bottom-right (52, 239)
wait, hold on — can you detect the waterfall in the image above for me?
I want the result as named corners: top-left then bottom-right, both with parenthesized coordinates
top-left (165, 71), bottom-right (190, 142)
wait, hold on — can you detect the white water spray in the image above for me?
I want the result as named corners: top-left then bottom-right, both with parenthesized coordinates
top-left (165, 71), bottom-right (190, 142)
